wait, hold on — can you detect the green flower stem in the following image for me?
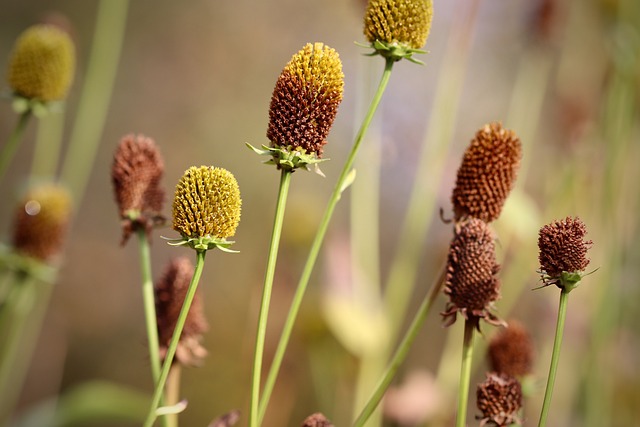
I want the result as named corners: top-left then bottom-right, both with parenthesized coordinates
top-left (249, 169), bottom-right (292, 427)
top-left (257, 57), bottom-right (395, 423)
top-left (352, 265), bottom-right (445, 427)
top-left (455, 320), bottom-right (475, 427)
top-left (537, 288), bottom-right (570, 427)
top-left (60, 0), bottom-right (128, 200)
top-left (31, 108), bottom-right (65, 179)
top-left (0, 110), bottom-right (31, 184)
top-left (165, 365), bottom-right (182, 427)
top-left (143, 250), bottom-right (206, 427)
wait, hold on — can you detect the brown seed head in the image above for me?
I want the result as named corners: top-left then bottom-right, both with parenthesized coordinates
top-left (7, 24), bottom-right (75, 101)
top-left (12, 183), bottom-right (72, 263)
top-left (364, 0), bottom-right (433, 50)
top-left (267, 42), bottom-right (344, 157)
top-left (155, 256), bottom-right (209, 366)
top-left (488, 320), bottom-right (534, 377)
top-left (301, 413), bottom-right (334, 427)
top-left (538, 216), bottom-right (592, 280)
top-left (451, 122), bottom-right (522, 223)
top-left (442, 218), bottom-right (503, 330)
top-left (476, 372), bottom-right (523, 427)
top-left (111, 134), bottom-right (165, 244)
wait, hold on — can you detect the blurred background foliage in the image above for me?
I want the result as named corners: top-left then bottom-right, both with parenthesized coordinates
top-left (1, 0), bottom-right (639, 426)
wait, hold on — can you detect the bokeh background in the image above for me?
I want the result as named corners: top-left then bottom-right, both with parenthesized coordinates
top-left (1, 0), bottom-right (639, 426)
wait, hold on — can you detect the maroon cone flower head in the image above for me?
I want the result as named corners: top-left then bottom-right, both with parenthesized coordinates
top-left (476, 372), bottom-right (523, 427)
top-left (488, 319), bottom-right (534, 377)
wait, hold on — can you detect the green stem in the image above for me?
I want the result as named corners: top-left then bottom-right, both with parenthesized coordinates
top-left (31, 108), bottom-right (65, 179)
top-left (165, 365), bottom-right (182, 427)
top-left (257, 57), bottom-right (395, 423)
top-left (455, 320), bottom-right (475, 427)
top-left (143, 250), bottom-right (206, 427)
top-left (60, 0), bottom-right (129, 200)
top-left (0, 110), bottom-right (32, 184)
top-left (352, 265), bottom-right (445, 427)
top-left (537, 289), bottom-right (570, 427)
top-left (249, 169), bottom-right (292, 427)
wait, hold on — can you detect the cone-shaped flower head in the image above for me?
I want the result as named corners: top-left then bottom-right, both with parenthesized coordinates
top-left (260, 43), bottom-right (344, 172)
top-left (488, 320), bottom-right (534, 377)
top-left (538, 216), bottom-right (592, 291)
top-left (155, 256), bottom-right (209, 366)
top-left (442, 218), bottom-right (503, 330)
top-left (12, 183), bottom-right (72, 263)
top-left (476, 372), bottom-right (523, 427)
top-left (111, 134), bottom-right (165, 244)
top-left (451, 122), bottom-right (522, 223)
top-left (301, 413), bottom-right (334, 427)
top-left (7, 24), bottom-right (75, 102)
top-left (363, 0), bottom-right (433, 62)
top-left (172, 166), bottom-right (241, 251)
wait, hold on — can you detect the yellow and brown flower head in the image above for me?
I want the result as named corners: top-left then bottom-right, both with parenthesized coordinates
top-left (251, 43), bottom-right (343, 173)
top-left (12, 183), bottom-right (72, 263)
top-left (155, 256), bottom-right (209, 366)
top-left (476, 372), bottom-right (523, 427)
top-left (363, 0), bottom-right (433, 62)
top-left (111, 134), bottom-right (165, 244)
top-left (537, 216), bottom-right (592, 291)
top-left (488, 319), bottom-right (534, 377)
top-left (451, 122), bottom-right (522, 223)
top-left (442, 218), bottom-right (503, 330)
top-left (171, 166), bottom-right (241, 252)
top-left (7, 24), bottom-right (75, 103)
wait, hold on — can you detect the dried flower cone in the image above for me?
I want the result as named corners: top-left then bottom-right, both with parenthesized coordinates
top-left (12, 183), bottom-right (72, 263)
top-left (172, 166), bottom-right (242, 240)
top-left (488, 320), bottom-right (534, 377)
top-left (476, 372), bottom-right (523, 427)
top-left (451, 122), bottom-right (522, 223)
top-left (267, 42), bottom-right (344, 157)
top-left (301, 413), bottom-right (334, 427)
top-left (111, 134), bottom-right (165, 244)
top-left (155, 257), bottom-right (209, 366)
top-left (364, 0), bottom-right (433, 49)
top-left (7, 24), bottom-right (75, 101)
top-left (538, 216), bottom-right (592, 284)
top-left (442, 218), bottom-right (503, 330)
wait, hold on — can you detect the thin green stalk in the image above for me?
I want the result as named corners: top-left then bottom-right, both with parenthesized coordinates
top-left (143, 250), bottom-right (206, 427)
top-left (249, 169), bottom-right (292, 427)
top-left (31, 109), bottom-right (65, 179)
top-left (0, 110), bottom-right (32, 184)
top-left (455, 320), bottom-right (475, 427)
top-left (165, 365), bottom-right (182, 427)
top-left (60, 0), bottom-right (128, 200)
top-left (257, 58), bottom-right (395, 423)
top-left (352, 265), bottom-right (445, 427)
top-left (537, 289), bottom-right (570, 427)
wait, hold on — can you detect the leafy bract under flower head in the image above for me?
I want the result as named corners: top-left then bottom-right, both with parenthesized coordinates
top-left (7, 24), bottom-right (75, 102)
top-left (171, 166), bottom-right (241, 251)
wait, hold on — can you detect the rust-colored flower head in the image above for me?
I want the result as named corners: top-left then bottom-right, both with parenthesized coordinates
top-left (363, 0), bottom-right (433, 62)
top-left (442, 218), bottom-right (503, 331)
top-left (488, 320), bottom-right (534, 377)
top-left (254, 43), bottom-right (343, 173)
top-left (301, 413), bottom-right (334, 427)
top-left (171, 166), bottom-right (242, 252)
top-left (451, 123), bottom-right (522, 223)
top-left (538, 216), bottom-right (592, 291)
top-left (7, 24), bottom-right (75, 102)
top-left (155, 257), bottom-right (209, 366)
top-left (111, 134), bottom-right (165, 245)
top-left (476, 372), bottom-right (523, 427)
top-left (12, 183), bottom-right (72, 263)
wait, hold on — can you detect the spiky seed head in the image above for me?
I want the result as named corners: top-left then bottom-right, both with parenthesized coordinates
top-left (155, 257), bottom-right (208, 366)
top-left (364, 0), bottom-right (433, 60)
top-left (7, 24), bottom-right (75, 102)
top-left (267, 42), bottom-right (344, 159)
top-left (12, 183), bottom-right (72, 262)
top-left (451, 122), bottom-right (522, 223)
top-left (476, 372), bottom-right (523, 427)
top-left (442, 218), bottom-right (503, 330)
top-left (111, 134), bottom-right (165, 244)
top-left (538, 216), bottom-right (592, 290)
top-left (172, 166), bottom-right (241, 240)
top-left (301, 413), bottom-right (334, 427)
top-left (488, 320), bottom-right (534, 377)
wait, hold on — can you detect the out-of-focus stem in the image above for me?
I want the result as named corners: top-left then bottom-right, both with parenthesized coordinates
top-left (0, 110), bottom-right (32, 184)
